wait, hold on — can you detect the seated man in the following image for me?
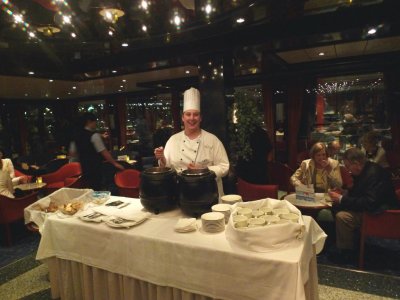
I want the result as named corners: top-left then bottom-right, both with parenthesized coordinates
top-left (328, 147), bottom-right (398, 262)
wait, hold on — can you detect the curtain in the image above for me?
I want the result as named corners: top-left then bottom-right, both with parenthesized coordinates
top-left (287, 78), bottom-right (306, 168)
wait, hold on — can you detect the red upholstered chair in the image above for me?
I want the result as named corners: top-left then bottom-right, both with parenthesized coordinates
top-left (358, 189), bottom-right (400, 269)
top-left (64, 175), bottom-right (88, 189)
top-left (114, 169), bottom-right (141, 198)
top-left (236, 177), bottom-right (278, 202)
top-left (267, 161), bottom-right (295, 194)
top-left (0, 191), bottom-right (39, 246)
top-left (41, 162), bottom-right (82, 194)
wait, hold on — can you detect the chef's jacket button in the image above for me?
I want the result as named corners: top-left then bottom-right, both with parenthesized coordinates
top-left (180, 158), bottom-right (182, 161)
top-left (182, 149), bottom-right (184, 151)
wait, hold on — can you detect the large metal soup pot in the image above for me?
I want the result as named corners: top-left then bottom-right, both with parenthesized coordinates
top-left (140, 167), bottom-right (177, 214)
top-left (177, 168), bottom-right (218, 217)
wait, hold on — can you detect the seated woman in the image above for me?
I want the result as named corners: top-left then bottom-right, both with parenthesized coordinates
top-left (0, 168), bottom-right (15, 198)
top-left (290, 142), bottom-right (342, 192)
top-left (0, 149), bottom-right (29, 186)
top-left (361, 131), bottom-right (389, 168)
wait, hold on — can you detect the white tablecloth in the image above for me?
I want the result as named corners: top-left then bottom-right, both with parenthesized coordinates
top-left (36, 197), bottom-right (326, 300)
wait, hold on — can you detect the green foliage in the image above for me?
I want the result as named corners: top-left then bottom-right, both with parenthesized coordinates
top-left (228, 90), bottom-right (264, 163)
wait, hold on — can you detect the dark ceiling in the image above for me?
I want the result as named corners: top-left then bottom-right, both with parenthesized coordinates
top-left (1, 0), bottom-right (400, 83)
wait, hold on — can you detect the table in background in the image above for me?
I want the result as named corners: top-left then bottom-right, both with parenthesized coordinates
top-left (15, 182), bottom-right (47, 192)
top-left (36, 197), bottom-right (326, 300)
top-left (284, 193), bottom-right (331, 219)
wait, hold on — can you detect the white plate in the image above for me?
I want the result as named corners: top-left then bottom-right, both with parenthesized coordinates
top-left (104, 216), bottom-right (148, 228)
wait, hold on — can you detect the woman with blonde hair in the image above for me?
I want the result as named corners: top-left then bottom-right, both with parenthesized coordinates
top-left (291, 142), bottom-right (342, 192)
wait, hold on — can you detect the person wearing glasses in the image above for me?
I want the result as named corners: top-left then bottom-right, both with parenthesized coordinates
top-left (328, 147), bottom-right (398, 263)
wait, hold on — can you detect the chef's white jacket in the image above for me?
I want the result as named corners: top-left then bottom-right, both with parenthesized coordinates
top-left (162, 129), bottom-right (229, 197)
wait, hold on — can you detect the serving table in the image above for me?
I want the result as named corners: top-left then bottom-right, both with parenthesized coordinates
top-left (36, 196), bottom-right (326, 300)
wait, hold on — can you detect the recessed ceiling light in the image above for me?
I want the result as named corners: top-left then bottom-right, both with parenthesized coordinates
top-left (49, 79), bottom-right (54, 82)
top-left (122, 79), bottom-right (126, 82)
top-left (142, 25), bottom-right (147, 32)
top-left (185, 70), bottom-right (190, 74)
top-left (120, 85), bottom-right (123, 88)
top-left (236, 18), bottom-right (245, 24)
top-left (28, 71), bottom-right (34, 75)
top-left (112, 70), bottom-right (117, 73)
top-left (367, 28), bottom-right (377, 35)
top-left (57, 97), bottom-right (60, 100)
top-left (122, 42), bottom-right (129, 47)
top-left (72, 86), bottom-right (76, 89)
top-left (68, 92), bottom-right (71, 95)
top-left (71, 32), bottom-right (77, 38)
top-left (318, 52), bottom-right (325, 56)
top-left (25, 93), bottom-right (28, 96)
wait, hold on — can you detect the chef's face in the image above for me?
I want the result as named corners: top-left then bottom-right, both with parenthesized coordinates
top-left (182, 110), bottom-right (201, 131)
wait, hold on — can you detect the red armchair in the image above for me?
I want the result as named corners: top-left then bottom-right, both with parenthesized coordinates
top-left (358, 189), bottom-right (400, 269)
top-left (267, 161), bottom-right (295, 194)
top-left (236, 177), bottom-right (279, 202)
top-left (41, 162), bottom-right (82, 194)
top-left (114, 169), bottom-right (141, 198)
top-left (0, 192), bottom-right (39, 246)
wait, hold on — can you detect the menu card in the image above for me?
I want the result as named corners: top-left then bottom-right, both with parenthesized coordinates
top-left (295, 185), bottom-right (316, 202)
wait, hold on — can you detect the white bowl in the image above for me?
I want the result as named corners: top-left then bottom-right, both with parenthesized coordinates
top-left (232, 215), bottom-right (248, 228)
top-left (248, 217), bottom-right (266, 226)
top-left (281, 213), bottom-right (299, 223)
top-left (237, 207), bottom-right (252, 218)
top-left (212, 204), bottom-right (231, 223)
top-left (221, 194), bottom-right (242, 204)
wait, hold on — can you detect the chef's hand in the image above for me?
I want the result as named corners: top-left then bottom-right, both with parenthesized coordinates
top-left (154, 147), bottom-right (166, 166)
top-left (188, 163), bottom-right (204, 169)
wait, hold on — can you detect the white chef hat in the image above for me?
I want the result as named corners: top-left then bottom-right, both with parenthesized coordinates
top-left (183, 87), bottom-right (200, 112)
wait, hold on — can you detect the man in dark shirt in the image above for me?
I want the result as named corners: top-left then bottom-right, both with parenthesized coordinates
top-left (328, 147), bottom-right (398, 261)
top-left (73, 113), bottom-right (124, 190)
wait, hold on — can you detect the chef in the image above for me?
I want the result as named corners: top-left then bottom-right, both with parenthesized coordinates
top-left (154, 87), bottom-right (229, 197)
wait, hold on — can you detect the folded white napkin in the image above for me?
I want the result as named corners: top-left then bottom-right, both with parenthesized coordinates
top-left (92, 205), bottom-right (151, 221)
top-left (174, 218), bottom-right (197, 233)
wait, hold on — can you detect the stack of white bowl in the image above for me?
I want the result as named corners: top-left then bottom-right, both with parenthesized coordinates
top-left (201, 212), bottom-right (225, 233)
top-left (211, 204), bottom-right (232, 223)
top-left (220, 194), bottom-right (242, 205)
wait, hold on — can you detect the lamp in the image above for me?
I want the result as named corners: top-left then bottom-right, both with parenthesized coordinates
top-left (37, 25), bottom-right (61, 37)
top-left (99, 8), bottom-right (125, 23)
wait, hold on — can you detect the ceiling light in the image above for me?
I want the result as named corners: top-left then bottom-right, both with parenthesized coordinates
top-left (318, 52), bottom-right (325, 56)
top-left (367, 28), bottom-right (377, 35)
top-left (139, 1), bottom-right (150, 11)
top-left (72, 86), bottom-right (76, 89)
top-left (37, 25), bottom-right (61, 37)
top-left (99, 8), bottom-right (125, 24)
top-left (142, 25), bottom-right (147, 32)
top-left (108, 30), bottom-right (113, 36)
top-left (122, 79), bottom-right (126, 82)
top-left (236, 18), bottom-right (245, 23)
top-left (121, 42), bottom-right (128, 47)
top-left (112, 70), bottom-right (117, 73)
top-left (49, 79), bottom-right (54, 82)
top-left (185, 70), bottom-right (190, 74)
top-left (13, 14), bottom-right (24, 24)
top-left (28, 32), bottom-right (36, 38)
top-left (71, 32), bottom-right (76, 38)
top-left (28, 71), bottom-right (34, 75)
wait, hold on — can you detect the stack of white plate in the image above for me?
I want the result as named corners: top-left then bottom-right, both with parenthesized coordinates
top-left (201, 212), bottom-right (225, 233)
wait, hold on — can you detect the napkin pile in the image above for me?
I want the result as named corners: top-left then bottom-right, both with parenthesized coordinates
top-left (174, 218), bottom-right (197, 233)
